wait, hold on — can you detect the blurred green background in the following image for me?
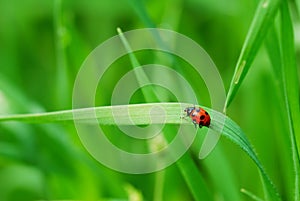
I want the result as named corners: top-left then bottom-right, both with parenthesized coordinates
top-left (0, 0), bottom-right (298, 200)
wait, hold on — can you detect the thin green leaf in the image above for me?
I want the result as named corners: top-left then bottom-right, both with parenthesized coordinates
top-left (117, 28), bottom-right (213, 201)
top-left (265, 24), bottom-right (295, 201)
top-left (0, 102), bottom-right (281, 200)
top-left (0, 103), bottom-right (184, 124)
top-left (208, 108), bottom-right (281, 201)
top-left (225, 0), bottom-right (281, 110)
top-left (175, 152), bottom-right (212, 201)
top-left (279, 2), bottom-right (300, 200)
top-left (117, 27), bottom-right (160, 102)
top-left (127, 3), bottom-right (241, 199)
top-left (54, 0), bottom-right (70, 107)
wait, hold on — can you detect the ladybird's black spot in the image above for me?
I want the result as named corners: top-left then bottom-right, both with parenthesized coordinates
top-left (205, 111), bottom-right (208, 115)
top-left (199, 121), bottom-right (204, 128)
top-left (200, 115), bottom-right (205, 120)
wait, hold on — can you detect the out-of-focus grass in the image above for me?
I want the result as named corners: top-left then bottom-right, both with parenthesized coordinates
top-left (0, 0), bottom-right (299, 201)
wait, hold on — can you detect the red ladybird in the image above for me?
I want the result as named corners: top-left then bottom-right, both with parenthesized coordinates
top-left (184, 106), bottom-right (211, 128)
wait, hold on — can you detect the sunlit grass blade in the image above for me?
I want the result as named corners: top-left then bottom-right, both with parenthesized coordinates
top-left (279, 2), bottom-right (300, 200)
top-left (224, 0), bottom-right (281, 110)
top-left (0, 103), bottom-right (184, 124)
top-left (0, 102), bottom-right (281, 200)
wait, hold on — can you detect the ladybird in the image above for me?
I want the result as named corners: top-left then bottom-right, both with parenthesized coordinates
top-left (184, 106), bottom-right (211, 128)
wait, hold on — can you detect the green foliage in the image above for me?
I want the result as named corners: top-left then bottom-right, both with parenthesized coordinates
top-left (0, 0), bottom-right (299, 201)
top-left (224, 0), bottom-right (281, 109)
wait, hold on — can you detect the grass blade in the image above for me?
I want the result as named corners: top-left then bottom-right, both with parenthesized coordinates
top-left (54, 0), bottom-right (70, 108)
top-left (0, 102), bottom-right (281, 200)
top-left (0, 103), bottom-right (187, 124)
top-left (224, 0), bottom-right (281, 110)
top-left (117, 28), bottom-right (213, 201)
top-left (208, 108), bottom-right (281, 201)
top-left (279, 2), bottom-right (300, 200)
top-left (126, 3), bottom-right (241, 199)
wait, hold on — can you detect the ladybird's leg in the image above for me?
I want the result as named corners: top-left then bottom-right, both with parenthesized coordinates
top-left (199, 123), bottom-right (202, 128)
top-left (192, 120), bottom-right (197, 128)
top-left (180, 115), bottom-right (191, 123)
top-left (180, 115), bottom-right (187, 120)
top-left (180, 111), bottom-right (189, 119)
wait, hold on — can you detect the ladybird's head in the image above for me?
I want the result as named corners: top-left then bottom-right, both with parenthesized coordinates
top-left (184, 107), bottom-right (195, 116)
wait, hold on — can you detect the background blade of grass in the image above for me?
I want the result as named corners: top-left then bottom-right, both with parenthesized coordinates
top-left (54, 0), bottom-right (70, 108)
top-left (279, 2), bottom-right (300, 200)
top-left (224, 0), bottom-right (281, 110)
top-left (127, 0), bottom-right (156, 28)
top-left (125, 4), bottom-right (241, 200)
top-left (117, 28), bottom-right (213, 201)
top-left (265, 25), bottom-right (296, 201)
top-left (265, 3), bottom-right (300, 200)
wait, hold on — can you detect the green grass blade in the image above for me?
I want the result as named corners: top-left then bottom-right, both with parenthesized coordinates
top-left (54, 0), bottom-right (70, 108)
top-left (208, 108), bottom-right (281, 201)
top-left (126, 3), bottom-right (241, 199)
top-left (117, 28), bottom-right (213, 200)
top-left (224, 0), bottom-right (281, 110)
top-left (279, 2), bottom-right (300, 200)
top-left (127, 0), bottom-right (156, 28)
top-left (0, 103), bottom-right (185, 124)
top-left (0, 102), bottom-right (281, 200)
top-left (117, 27), bottom-right (160, 102)
top-left (175, 152), bottom-right (212, 201)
